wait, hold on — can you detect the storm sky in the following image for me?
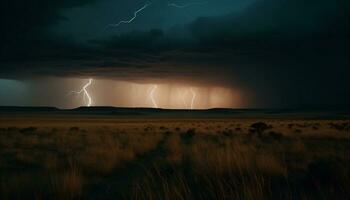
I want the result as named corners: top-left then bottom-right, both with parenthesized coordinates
top-left (0, 0), bottom-right (349, 108)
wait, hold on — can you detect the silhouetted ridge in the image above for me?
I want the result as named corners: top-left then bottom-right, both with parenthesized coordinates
top-left (0, 106), bottom-right (59, 112)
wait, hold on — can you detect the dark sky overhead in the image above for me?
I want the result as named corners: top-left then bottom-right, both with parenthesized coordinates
top-left (0, 0), bottom-right (349, 108)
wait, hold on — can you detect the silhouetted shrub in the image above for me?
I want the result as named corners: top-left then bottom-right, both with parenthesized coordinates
top-left (144, 126), bottom-right (153, 132)
top-left (186, 128), bottom-right (196, 135)
top-left (329, 123), bottom-right (349, 131)
top-left (288, 124), bottom-right (294, 129)
top-left (164, 131), bottom-right (172, 135)
top-left (7, 127), bottom-right (19, 132)
top-left (70, 127), bottom-right (79, 132)
top-left (20, 127), bottom-right (37, 134)
top-left (181, 128), bottom-right (196, 143)
top-left (250, 122), bottom-right (271, 137)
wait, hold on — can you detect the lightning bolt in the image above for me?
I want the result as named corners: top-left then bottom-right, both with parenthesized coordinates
top-left (168, 1), bottom-right (208, 8)
top-left (149, 85), bottom-right (158, 108)
top-left (69, 78), bottom-right (93, 107)
top-left (176, 88), bottom-right (196, 109)
top-left (106, 2), bottom-right (151, 28)
top-left (177, 89), bottom-right (188, 108)
top-left (190, 87), bottom-right (196, 110)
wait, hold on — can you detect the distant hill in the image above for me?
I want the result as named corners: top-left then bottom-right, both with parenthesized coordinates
top-left (0, 106), bottom-right (349, 119)
top-left (0, 106), bottom-right (60, 112)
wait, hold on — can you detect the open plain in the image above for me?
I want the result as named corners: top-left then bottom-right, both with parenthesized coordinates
top-left (0, 108), bottom-right (349, 199)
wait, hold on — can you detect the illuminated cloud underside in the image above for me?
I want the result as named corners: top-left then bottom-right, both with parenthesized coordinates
top-left (0, 78), bottom-right (242, 108)
top-left (68, 79), bottom-right (241, 109)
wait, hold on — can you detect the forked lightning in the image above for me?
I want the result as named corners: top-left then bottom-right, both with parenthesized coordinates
top-left (70, 78), bottom-right (93, 107)
top-left (106, 2), bottom-right (151, 28)
top-left (106, 1), bottom-right (207, 28)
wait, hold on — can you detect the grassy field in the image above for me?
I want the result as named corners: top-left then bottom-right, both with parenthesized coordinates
top-left (0, 113), bottom-right (350, 199)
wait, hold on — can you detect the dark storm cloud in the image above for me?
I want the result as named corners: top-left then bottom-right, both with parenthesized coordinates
top-left (1, 0), bottom-right (349, 107)
top-left (0, 0), bottom-right (97, 59)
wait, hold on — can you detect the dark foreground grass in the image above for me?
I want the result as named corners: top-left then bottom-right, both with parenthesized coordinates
top-left (0, 119), bottom-right (349, 199)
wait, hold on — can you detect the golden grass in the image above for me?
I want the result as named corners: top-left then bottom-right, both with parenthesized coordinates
top-left (0, 118), bottom-right (349, 199)
top-left (165, 133), bottom-right (183, 165)
top-left (50, 161), bottom-right (84, 200)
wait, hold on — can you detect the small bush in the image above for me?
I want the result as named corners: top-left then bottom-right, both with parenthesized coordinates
top-left (181, 128), bottom-right (196, 143)
top-left (20, 127), bottom-right (37, 134)
top-left (250, 122), bottom-right (271, 137)
top-left (329, 123), bottom-right (350, 131)
top-left (7, 127), bottom-right (19, 132)
top-left (69, 127), bottom-right (79, 132)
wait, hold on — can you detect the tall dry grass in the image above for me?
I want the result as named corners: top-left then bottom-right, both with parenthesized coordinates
top-left (50, 160), bottom-right (84, 200)
top-left (0, 126), bottom-right (164, 199)
top-left (1, 119), bottom-right (350, 199)
top-left (131, 124), bottom-right (350, 200)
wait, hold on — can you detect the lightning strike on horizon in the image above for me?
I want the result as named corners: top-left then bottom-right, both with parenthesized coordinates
top-left (106, 2), bottom-right (151, 28)
top-left (177, 89), bottom-right (188, 108)
top-left (149, 85), bottom-right (158, 108)
top-left (70, 79), bottom-right (93, 107)
top-left (190, 87), bottom-right (196, 110)
top-left (168, 1), bottom-right (208, 8)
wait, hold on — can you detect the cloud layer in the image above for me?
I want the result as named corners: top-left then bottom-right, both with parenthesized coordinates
top-left (1, 0), bottom-right (349, 108)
